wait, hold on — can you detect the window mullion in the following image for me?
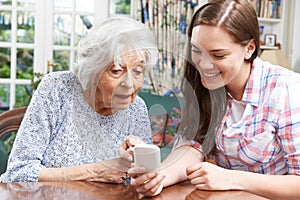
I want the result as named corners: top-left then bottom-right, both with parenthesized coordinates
top-left (9, 0), bottom-right (18, 109)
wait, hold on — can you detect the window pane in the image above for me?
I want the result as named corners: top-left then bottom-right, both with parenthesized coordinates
top-left (0, 84), bottom-right (10, 112)
top-left (53, 50), bottom-right (70, 71)
top-left (17, 0), bottom-right (35, 8)
top-left (0, 48), bottom-right (11, 78)
top-left (17, 48), bottom-right (33, 79)
top-left (76, 0), bottom-right (94, 12)
top-left (15, 84), bottom-right (32, 107)
top-left (17, 11), bottom-right (35, 43)
top-left (110, 0), bottom-right (131, 15)
top-left (0, 0), bottom-right (11, 6)
top-left (75, 15), bottom-right (93, 45)
top-left (54, 0), bottom-right (72, 12)
top-left (0, 11), bottom-right (12, 42)
top-left (53, 14), bottom-right (72, 46)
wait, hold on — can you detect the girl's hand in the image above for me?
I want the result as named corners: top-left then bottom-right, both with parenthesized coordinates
top-left (118, 135), bottom-right (145, 161)
top-left (128, 166), bottom-right (165, 197)
top-left (186, 162), bottom-right (237, 191)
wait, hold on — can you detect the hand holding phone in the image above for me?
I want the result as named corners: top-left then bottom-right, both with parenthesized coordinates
top-left (134, 144), bottom-right (161, 172)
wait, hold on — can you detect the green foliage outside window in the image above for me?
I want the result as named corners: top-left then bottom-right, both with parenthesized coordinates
top-left (0, 51), bottom-right (10, 78)
top-left (115, 0), bottom-right (131, 15)
top-left (14, 72), bottom-right (44, 108)
top-left (0, 26), bottom-right (11, 42)
top-left (0, 47), bottom-right (36, 109)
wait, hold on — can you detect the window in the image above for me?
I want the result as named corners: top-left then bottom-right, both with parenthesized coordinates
top-left (0, 0), bottom-right (36, 111)
top-left (109, 0), bottom-right (131, 16)
top-left (0, 0), bottom-right (106, 111)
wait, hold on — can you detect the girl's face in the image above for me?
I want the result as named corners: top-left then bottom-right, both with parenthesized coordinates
top-left (191, 25), bottom-right (255, 95)
top-left (95, 51), bottom-right (146, 115)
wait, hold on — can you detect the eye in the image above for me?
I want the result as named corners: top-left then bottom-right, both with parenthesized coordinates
top-left (213, 54), bottom-right (226, 59)
top-left (133, 66), bottom-right (144, 77)
top-left (109, 65), bottom-right (124, 77)
top-left (192, 48), bottom-right (202, 54)
top-left (214, 54), bottom-right (225, 59)
top-left (111, 69), bottom-right (123, 74)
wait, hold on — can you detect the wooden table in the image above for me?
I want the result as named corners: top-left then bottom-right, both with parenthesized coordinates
top-left (0, 181), bottom-right (269, 200)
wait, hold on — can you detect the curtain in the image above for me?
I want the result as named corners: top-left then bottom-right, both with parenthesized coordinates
top-left (132, 0), bottom-right (208, 96)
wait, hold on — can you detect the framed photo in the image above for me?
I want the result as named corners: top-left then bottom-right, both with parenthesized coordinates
top-left (264, 34), bottom-right (276, 47)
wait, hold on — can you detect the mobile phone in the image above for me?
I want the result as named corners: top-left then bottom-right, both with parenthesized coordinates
top-left (134, 144), bottom-right (161, 172)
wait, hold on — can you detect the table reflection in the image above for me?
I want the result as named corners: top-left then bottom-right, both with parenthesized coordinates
top-left (185, 189), bottom-right (268, 200)
top-left (0, 181), bottom-right (138, 200)
top-left (0, 181), bottom-right (269, 200)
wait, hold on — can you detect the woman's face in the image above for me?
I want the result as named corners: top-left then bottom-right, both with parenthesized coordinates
top-left (191, 25), bottom-right (254, 93)
top-left (95, 51), bottom-right (146, 115)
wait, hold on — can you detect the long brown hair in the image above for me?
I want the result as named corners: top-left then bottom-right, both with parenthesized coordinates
top-left (178, 0), bottom-right (260, 156)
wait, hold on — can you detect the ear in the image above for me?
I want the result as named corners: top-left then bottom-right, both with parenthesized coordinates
top-left (245, 39), bottom-right (256, 60)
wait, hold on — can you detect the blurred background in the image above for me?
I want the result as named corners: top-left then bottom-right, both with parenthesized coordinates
top-left (0, 0), bottom-right (299, 112)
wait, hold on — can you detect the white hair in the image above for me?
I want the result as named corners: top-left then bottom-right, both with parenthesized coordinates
top-left (73, 16), bottom-right (158, 90)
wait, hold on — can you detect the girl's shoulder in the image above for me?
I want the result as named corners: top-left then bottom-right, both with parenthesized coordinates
top-left (255, 57), bottom-right (300, 86)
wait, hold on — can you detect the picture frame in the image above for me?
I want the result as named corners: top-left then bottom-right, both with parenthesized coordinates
top-left (264, 34), bottom-right (276, 47)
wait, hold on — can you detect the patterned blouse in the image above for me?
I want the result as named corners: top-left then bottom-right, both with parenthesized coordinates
top-left (0, 71), bottom-right (152, 182)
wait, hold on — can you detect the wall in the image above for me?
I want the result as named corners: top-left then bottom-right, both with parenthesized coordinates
top-left (291, 1), bottom-right (300, 72)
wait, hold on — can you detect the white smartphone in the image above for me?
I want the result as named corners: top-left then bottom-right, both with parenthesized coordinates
top-left (134, 144), bottom-right (161, 172)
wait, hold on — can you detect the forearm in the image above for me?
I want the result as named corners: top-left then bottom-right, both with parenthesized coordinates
top-left (161, 146), bottom-right (203, 187)
top-left (234, 170), bottom-right (300, 200)
top-left (38, 163), bottom-right (96, 182)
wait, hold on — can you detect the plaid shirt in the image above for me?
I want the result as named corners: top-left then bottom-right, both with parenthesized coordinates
top-left (215, 58), bottom-right (300, 175)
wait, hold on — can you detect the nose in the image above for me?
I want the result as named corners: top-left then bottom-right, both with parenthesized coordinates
top-left (199, 56), bottom-right (215, 70)
top-left (121, 71), bottom-right (134, 88)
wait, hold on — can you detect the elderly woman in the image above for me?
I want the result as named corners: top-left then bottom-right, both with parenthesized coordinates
top-left (0, 16), bottom-right (158, 183)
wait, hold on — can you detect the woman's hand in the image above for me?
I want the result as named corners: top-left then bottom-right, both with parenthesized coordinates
top-left (186, 162), bottom-right (237, 191)
top-left (118, 135), bottom-right (145, 161)
top-left (39, 158), bottom-right (130, 183)
top-left (86, 158), bottom-right (131, 183)
top-left (128, 167), bottom-right (165, 197)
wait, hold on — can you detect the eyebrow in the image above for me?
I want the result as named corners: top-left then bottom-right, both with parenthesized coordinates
top-left (191, 43), bottom-right (230, 54)
top-left (131, 59), bottom-right (146, 66)
top-left (116, 59), bottom-right (146, 68)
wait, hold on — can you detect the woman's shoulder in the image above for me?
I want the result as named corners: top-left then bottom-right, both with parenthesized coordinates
top-left (38, 71), bottom-right (78, 90)
top-left (33, 71), bottom-right (81, 105)
top-left (255, 57), bottom-right (300, 85)
top-left (42, 71), bottom-right (77, 83)
top-left (255, 58), bottom-right (300, 107)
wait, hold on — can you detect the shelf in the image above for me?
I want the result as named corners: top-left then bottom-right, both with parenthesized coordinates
top-left (261, 45), bottom-right (279, 50)
top-left (258, 17), bottom-right (281, 23)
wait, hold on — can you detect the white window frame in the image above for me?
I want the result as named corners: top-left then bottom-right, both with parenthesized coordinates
top-left (0, 0), bottom-right (109, 109)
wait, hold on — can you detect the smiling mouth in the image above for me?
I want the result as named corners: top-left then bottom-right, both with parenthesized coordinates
top-left (203, 72), bottom-right (221, 77)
